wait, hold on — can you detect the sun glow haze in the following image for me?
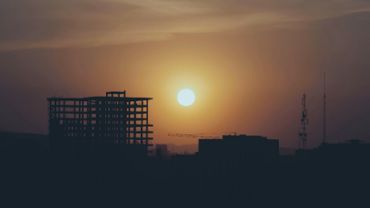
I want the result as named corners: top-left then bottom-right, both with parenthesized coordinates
top-left (0, 0), bottom-right (369, 150)
top-left (177, 88), bottom-right (196, 107)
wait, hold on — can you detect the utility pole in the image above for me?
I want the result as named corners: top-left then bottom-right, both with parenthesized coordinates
top-left (299, 93), bottom-right (308, 149)
top-left (323, 72), bottom-right (327, 144)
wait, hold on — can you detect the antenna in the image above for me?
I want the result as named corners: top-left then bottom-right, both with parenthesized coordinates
top-left (299, 93), bottom-right (308, 149)
top-left (323, 72), bottom-right (327, 144)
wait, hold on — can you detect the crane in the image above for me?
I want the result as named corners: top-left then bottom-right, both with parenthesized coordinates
top-left (168, 132), bottom-right (237, 139)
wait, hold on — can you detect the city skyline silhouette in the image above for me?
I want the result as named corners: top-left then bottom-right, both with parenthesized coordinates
top-left (1, 10), bottom-right (370, 148)
top-left (0, 0), bottom-right (370, 207)
top-left (0, 90), bottom-right (370, 207)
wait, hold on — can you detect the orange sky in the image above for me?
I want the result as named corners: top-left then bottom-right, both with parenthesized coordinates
top-left (0, 0), bottom-right (370, 148)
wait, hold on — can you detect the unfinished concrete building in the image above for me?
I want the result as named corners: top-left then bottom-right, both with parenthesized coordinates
top-left (47, 91), bottom-right (153, 156)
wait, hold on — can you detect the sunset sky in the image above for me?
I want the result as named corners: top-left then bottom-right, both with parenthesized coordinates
top-left (1, 0), bottom-right (370, 148)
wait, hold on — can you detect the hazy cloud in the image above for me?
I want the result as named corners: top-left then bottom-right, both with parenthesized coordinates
top-left (0, 0), bottom-right (369, 50)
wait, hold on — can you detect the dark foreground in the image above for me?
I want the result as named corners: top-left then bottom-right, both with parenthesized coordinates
top-left (1, 135), bottom-right (370, 207)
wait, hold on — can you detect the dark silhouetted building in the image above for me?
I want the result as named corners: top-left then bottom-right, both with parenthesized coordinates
top-left (47, 91), bottom-right (153, 157)
top-left (155, 144), bottom-right (170, 159)
top-left (0, 132), bottom-right (49, 162)
top-left (198, 134), bottom-right (279, 166)
top-left (296, 139), bottom-right (370, 165)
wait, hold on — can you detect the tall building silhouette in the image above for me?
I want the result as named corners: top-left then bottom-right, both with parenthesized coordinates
top-left (47, 91), bottom-right (153, 156)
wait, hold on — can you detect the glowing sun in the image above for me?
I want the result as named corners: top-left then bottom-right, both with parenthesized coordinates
top-left (177, 89), bottom-right (196, 107)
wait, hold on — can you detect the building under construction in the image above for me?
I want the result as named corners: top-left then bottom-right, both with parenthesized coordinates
top-left (47, 91), bottom-right (153, 156)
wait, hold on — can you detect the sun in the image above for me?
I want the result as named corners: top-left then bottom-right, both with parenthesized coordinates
top-left (177, 88), bottom-right (196, 107)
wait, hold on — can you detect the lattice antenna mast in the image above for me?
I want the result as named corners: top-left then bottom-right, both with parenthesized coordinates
top-left (323, 72), bottom-right (327, 144)
top-left (299, 93), bottom-right (309, 149)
